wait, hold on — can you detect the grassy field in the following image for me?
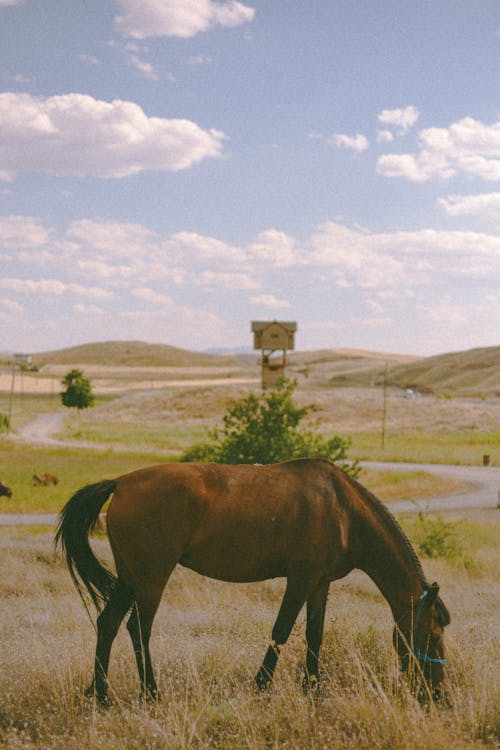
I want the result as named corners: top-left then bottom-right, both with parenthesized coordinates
top-left (0, 440), bottom-right (468, 515)
top-left (0, 511), bottom-right (498, 750)
top-left (0, 443), bottom-right (173, 514)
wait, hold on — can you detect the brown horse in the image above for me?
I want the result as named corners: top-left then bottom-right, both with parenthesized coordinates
top-left (56, 459), bottom-right (450, 706)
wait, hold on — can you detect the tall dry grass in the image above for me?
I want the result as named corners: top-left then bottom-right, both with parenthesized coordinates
top-left (1, 521), bottom-right (498, 750)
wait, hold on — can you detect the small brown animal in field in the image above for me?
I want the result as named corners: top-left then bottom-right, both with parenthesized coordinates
top-left (0, 481), bottom-right (12, 497)
top-left (33, 472), bottom-right (59, 487)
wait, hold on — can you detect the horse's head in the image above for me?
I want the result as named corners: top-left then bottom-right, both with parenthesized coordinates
top-left (394, 582), bottom-right (451, 704)
top-left (0, 481), bottom-right (12, 498)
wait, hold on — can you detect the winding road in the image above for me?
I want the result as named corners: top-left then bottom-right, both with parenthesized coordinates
top-left (1, 413), bottom-right (499, 525)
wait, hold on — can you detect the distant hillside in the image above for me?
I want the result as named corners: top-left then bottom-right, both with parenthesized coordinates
top-left (32, 340), bottom-right (245, 368)
top-left (386, 346), bottom-right (500, 395)
top-left (320, 345), bottom-right (500, 395)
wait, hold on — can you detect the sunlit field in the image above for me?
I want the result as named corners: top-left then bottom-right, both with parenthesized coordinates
top-left (0, 515), bottom-right (498, 750)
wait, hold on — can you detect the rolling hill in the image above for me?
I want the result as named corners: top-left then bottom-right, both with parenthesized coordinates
top-left (31, 340), bottom-right (248, 368)
top-left (29, 340), bottom-right (500, 396)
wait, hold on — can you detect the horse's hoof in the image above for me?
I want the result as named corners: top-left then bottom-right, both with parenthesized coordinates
top-left (255, 669), bottom-right (272, 692)
top-left (84, 684), bottom-right (111, 708)
top-left (302, 672), bottom-right (320, 695)
top-left (142, 688), bottom-right (161, 704)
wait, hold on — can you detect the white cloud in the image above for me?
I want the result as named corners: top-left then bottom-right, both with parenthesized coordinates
top-left (376, 130), bottom-right (394, 143)
top-left (66, 219), bottom-right (160, 258)
top-left (188, 54), bottom-right (213, 65)
top-left (128, 54), bottom-right (158, 79)
top-left (250, 294), bottom-right (291, 309)
top-left (331, 133), bottom-right (369, 152)
top-left (167, 231), bottom-right (246, 262)
top-left (73, 303), bottom-right (104, 315)
top-left (0, 277), bottom-right (115, 299)
top-left (0, 215), bottom-right (49, 248)
top-left (309, 221), bottom-right (500, 289)
top-left (198, 270), bottom-right (260, 290)
top-left (438, 192), bottom-right (500, 229)
top-left (247, 229), bottom-right (298, 267)
top-left (377, 106), bottom-right (420, 133)
top-left (377, 116), bottom-right (500, 182)
top-left (0, 92), bottom-right (226, 179)
top-left (131, 287), bottom-right (172, 305)
top-left (114, 0), bottom-right (255, 39)
top-left (0, 0), bottom-right (24, 5)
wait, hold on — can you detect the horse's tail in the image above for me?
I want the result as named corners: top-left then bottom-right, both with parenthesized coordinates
top-left (55, 480), bottom-right (117, 612)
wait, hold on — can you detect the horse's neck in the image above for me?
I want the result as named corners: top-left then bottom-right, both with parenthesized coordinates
top-left (352, 497), bottom-right (426, 621)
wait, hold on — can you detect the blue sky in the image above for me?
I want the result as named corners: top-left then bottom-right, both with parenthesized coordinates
top-left (1, 0), bottom-right (499, 356)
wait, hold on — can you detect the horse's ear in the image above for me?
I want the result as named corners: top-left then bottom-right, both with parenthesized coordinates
top-left (427, 582), bottom-right (440, 605)
top-left (428, 582), bottom-right (451, 626)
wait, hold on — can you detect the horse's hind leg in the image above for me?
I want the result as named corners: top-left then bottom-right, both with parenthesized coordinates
top-left (255, 574), bottom-right (319, 690)
top-left (126, 595), bottom-right (162, 701)
top-left (303, 579), bottom-right (329, 690)
top-left (89, 580), bottom-right (134, 705)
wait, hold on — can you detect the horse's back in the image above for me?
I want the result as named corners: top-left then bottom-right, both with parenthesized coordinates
top-left (106, 460), bottom-right (352, 585)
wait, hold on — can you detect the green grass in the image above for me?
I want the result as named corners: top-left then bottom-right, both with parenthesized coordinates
top-left (0, 442), bottom-right (176, 514)
top-left (0, 393), bottom-right (114, 432)
top-left (348, 431), bottom-right (500, 465)
top-left (60, 418), bottom-right (207, 452)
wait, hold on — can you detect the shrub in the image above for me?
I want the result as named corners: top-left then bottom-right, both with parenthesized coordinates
top-left (181, 378), bottom-right (359, 476)
top-left (412, 513), bottom-right (462, 559)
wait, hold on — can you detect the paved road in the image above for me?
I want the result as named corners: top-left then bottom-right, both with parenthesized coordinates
top-left (362, 461), bottom-right (500, 513)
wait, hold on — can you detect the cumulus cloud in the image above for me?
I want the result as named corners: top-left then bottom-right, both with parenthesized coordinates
top-left (377, 106), bottom-right (420, 133)
top-left (114, 0), bottom-right (255, 39)
top-left (0, 215), bottom-right (49, 248)
top-left (250, 294), bottom-right (291, 309)
top-left (0, 277), bottom-right (115, 299)
top-left (128, 54), bottom-right (158, 79)
top-left (309, 221), bottom-right (500, 289)
top-left (131, 287), bottom-right (172, 305)
top-left (331, 133), bottom-right (369, 152)
top-left (0, 92), bottom-right (226, 179)
top-left (198, 270), bottom-right (260, 290)
top-left (377, 130), bottom-right (394, 143)
top-left (167, 231), bottom-right (246, 262)
top-left (438, 192), bottom-right (500, 229)
top-left (377, 116), bottom-right (500, 182)
top-left (247, 229), bottom-right (299, 267)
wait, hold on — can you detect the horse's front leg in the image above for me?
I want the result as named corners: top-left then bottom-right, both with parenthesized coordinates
top-left (255, 574), bottom-right (319, 690)
top-left (303, 579), bottom-right (329, 691)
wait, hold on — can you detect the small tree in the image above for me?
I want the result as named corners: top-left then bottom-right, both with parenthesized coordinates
top-left (60, 369), bottom-right (95, 411)
top-left (181, 378), bottom-right (359, 476)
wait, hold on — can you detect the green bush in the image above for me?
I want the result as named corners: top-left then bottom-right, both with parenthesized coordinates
top-left (181, 378), bottom-right (359, 476)
top-left (0, 413), bottom-right (9, 433)
top-left (412, 514), bottom-right (462, 559)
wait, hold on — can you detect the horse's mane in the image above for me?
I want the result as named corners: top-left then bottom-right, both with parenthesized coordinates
top-left (335, 466), bottom-right (428, 588)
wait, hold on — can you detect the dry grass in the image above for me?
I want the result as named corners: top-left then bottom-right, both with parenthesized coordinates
top-left (1, 516), bottom-right (498, 750)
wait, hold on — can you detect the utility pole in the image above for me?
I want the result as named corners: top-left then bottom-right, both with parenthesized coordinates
top-left (381, 361), bottom-right (388, 450)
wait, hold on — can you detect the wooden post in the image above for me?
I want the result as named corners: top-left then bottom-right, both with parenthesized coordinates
top-left (381, 361), bottom-right (388, 450)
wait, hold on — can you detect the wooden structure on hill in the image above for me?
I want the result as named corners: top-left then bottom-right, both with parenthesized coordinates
top-left (251, 321), bottom-right (297, 387)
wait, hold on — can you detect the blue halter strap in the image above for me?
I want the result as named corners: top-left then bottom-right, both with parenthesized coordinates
top-left (399, 589), bottom-right (446, 672)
